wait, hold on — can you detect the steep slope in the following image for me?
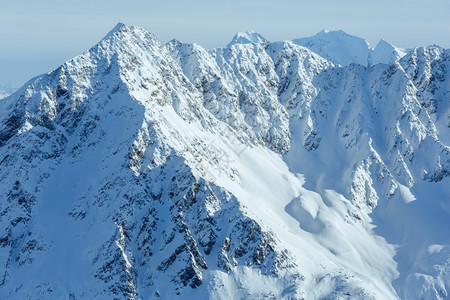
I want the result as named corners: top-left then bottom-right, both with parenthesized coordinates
top-left (0, 24), bottom-right (449, 299)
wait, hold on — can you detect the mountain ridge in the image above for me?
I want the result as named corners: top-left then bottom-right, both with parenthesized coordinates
top-left (0, 23), bottom-right (449, 299)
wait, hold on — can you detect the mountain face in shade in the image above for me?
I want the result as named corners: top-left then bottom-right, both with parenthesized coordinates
top-left (0, 23), bottom-right (449, 299)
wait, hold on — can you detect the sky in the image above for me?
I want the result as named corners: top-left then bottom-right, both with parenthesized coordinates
top-left (1, 0), bottom-right (449, 89)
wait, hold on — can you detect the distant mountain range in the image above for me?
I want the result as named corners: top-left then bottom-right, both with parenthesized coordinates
top-left (0, 85), bottom-right (17, 99)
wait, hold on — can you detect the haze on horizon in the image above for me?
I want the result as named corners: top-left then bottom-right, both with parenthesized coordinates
top-left (1, 0), bottom-right (449, 89)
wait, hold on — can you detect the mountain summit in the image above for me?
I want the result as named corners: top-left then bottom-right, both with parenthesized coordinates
top-left (0, 23), bottom-right (449, 299)
top-left (227, 29), bottom-right (269, 47)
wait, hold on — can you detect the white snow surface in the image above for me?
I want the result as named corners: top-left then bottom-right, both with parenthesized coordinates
top-left (0, 24), bottom-right (449, 300)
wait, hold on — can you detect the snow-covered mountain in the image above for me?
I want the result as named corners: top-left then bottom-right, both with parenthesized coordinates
top-left (227, 30), bottom-right (269, 48)
top-left (0, 23), bottom-right (449, 299)
top-left (0, 86), bottom-right (14, 100)
top-left (293, 29), bottom-right (408, 67)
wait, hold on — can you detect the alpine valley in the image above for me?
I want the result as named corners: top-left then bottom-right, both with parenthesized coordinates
top-left (0, 24), bottom-right (449, 299)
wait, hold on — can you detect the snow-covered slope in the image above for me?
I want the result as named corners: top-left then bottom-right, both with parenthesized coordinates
top-left (0, 24), bottom-right (449, 299)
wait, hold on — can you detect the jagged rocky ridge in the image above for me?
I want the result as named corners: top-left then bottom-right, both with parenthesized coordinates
top-left (0, 23), bottom-right (449, 299)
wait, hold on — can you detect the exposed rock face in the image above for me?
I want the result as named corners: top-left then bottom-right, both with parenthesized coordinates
top-left (0, 23), bottom-right (448, 299)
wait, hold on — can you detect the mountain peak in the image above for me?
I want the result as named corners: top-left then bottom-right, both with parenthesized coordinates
top-left (317, 29), bottom-right (348, 36)
top-left (113, 21), bottom-right (126, 30)
top-left (103, 22), bottom-right (128, 39)
top-left (369, 38), bottom-right (406, 65)
top-left (293, 29), bottom-right (371, 66)
top-left (227, 30), bottom-right (269, 47)
top-left (373, 38), bottom-right (397, 52)
top-left (293, 30), bottom-right (407, 66)
top-left (99, 22), bottom-right (159, 45)
top-left (90, 23), bottom-right (160, 60)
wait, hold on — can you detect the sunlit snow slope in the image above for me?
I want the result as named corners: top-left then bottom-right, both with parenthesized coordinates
top-left (0, 24), bottom-right (449, 299)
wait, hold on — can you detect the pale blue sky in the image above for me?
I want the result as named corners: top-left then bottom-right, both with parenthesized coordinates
top-left (1, 0), bottom-right (449, 88)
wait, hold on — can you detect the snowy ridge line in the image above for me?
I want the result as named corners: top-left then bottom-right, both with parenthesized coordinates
top-left (0, 23), bottom-right (449, 299)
